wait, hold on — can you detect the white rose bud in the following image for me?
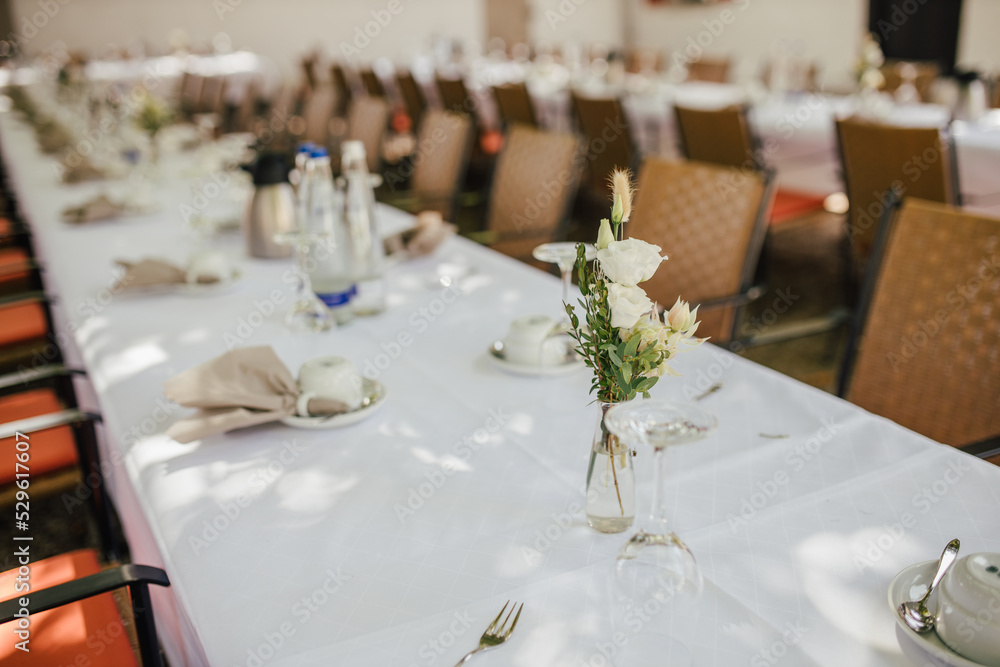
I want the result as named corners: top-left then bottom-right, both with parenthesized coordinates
top-left (596, 218), bottom-right (614, 250)
top-left (597, 238), bottom-right (666, 287)
top-left (607, 283), bottom-right (654, 330)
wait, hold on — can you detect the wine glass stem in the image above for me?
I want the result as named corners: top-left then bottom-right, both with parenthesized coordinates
top-left (561, 267), bottom-right (571, 306)
top-left (646, 446), bottom-right (671, 535)
top-left (294, 241), bottom-right (313, 298)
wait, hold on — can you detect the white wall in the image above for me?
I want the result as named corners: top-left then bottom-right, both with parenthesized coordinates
top-left (528, 0), bottom-right (623, 49)
top-left (626, 0), bottom-right (867, 89)
top-left (9, 0), bottom-right (485, 76)
top-left (8, 0), bottom-right (1000, 87)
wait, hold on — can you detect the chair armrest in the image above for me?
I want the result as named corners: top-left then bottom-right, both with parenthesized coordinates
top-left (0, 364), bottom-right (85, 391)
top-left (696, 284), bottom-right (767, 311)
top-left (0, 563), bottom-right (169, 622)
top-left (0, 408), bottom-right (100, 439)
top-left (0, 257), bottom-right (41, 278)
top-left (0, 290), bottom-right (49, 308)
top-left (959, 436), bottom-right (1000, 461)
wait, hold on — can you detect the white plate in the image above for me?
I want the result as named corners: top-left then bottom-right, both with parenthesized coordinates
top-left (280, 379), bottom-right (386, 429)
top-left (487, 339), bottom-right (585, 377)
top-left (888, 561), bottom-right (990, 667)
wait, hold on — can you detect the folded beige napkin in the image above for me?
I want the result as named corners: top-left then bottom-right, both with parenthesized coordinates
top-left (164, 346), bottom-right (348, 443)
top-left (62, 160), bottom-right (107, 184)
top-left (113, 258), bottom-right (220, 290)
top-left (385, 211), bottom-right (456, 258)
top-left (35, 121), bottom-right (71, 154)
top-left (61, 194), bottom-right (128, 224)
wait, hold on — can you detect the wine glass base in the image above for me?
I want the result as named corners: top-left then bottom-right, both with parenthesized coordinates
top-left (285, 300), bottom-right (334, 332)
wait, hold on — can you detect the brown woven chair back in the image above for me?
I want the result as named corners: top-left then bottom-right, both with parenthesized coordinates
top-left (396, 71), bottom-right (427, 128)
top-left (628, 158), bottom-right (771, 343)
top-left (199, 76), bottom-right (227, 115)
top-left (570, 93), bottom-right (634, 194)
top-left (436, 76), bottom-right (472, 116)
top-left (844, 198), bottom-right (1000, 447)
top-left (687, 58), bottom-right (730, 83)
top-left (836, 117), bottom-right (954, 266)
top-left (880, 60), bottom-right (940, 102)
top-left (300, 54), bottom-right (319, 92)
top-left (330, 64), bottom-right (353, 117)
top-left (761, 59), bottom-right (819, 92)
top-left (409, 110), bottom-right (473, 220)
top-left (360, 68), bottom-right (385, 98)
top-left (347, 96), bottom-right (389, 173)
top-left (486, 126), bottom-right (580, 262)
top-left (674, 105), bottom-right (756, 170)
top-left (179, 72), bottom-right (204, 116)
top-left (493, 82), bottom-right (538, 128)
top-left (302, 86), bottom-right (337, 146)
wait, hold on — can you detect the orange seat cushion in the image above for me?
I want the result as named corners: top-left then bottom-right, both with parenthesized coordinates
top-left (769, 188), bottom-right (827, 225)
top-left (0, 301), bottom-right (48, 347)
top-left (0, 550), bottom-right (138, 666)
top-left (0, 248), bottom-right (32, 284)
top-left (0, 388), bottom-right (78, 484)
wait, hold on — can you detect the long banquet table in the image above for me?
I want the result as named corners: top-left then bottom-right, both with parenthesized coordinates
top-left (3, 106), bottom-right (1000, 667)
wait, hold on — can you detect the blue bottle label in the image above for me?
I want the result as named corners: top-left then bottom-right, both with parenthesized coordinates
top-left (317, 289), bottom-right (354, 307)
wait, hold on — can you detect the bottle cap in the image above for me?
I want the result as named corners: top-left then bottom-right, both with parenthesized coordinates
top-left (310, 146), bottom-right (329, 158)
top-left (296, 142), bottom-right (315, 153)
top-left (341, 140), bottom-right (366, 164)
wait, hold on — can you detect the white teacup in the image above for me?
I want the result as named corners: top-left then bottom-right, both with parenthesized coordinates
top-left (503, 315), bottom-right (562, 366)
top-left (296, 356), bottom-right (365, 416)
top-left (186, 249), bottom-right (233, 285)
top-left (936, 552), bottom-right (1000, 666)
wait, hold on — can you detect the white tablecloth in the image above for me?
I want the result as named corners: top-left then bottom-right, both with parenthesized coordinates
top-left (2, 109), bottom-right (999, 667)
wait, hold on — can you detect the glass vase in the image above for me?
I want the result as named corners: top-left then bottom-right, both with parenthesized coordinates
top-left (585, 401), bottom-right (635, 533)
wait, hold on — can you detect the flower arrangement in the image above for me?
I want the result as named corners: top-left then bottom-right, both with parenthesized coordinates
top-left (133, 92), bottom-right (175, 138)
top-left (565, 169), bottom-right (703, 405)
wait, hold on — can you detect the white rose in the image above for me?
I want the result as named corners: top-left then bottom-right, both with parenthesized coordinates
top-left (597, 238), bottom-right (665, 286)
top-left (606, 283), bottom-right (653, 330)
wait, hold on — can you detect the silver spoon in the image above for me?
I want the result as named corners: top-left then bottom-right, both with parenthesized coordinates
top-left (898, 538), bottom-right (960, 633)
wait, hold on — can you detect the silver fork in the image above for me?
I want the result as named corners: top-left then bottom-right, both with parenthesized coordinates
top-left (452, 600), bottom-right (524, 666)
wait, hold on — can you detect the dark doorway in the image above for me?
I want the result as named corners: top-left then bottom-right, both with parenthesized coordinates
top-left (868, 0), bottom-right (963, 74)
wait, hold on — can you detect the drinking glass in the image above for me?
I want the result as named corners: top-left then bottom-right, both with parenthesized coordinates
top-left (532, 242), bottom-right (597, 313)
top-left (603, 399), bottom-right (718, 666)
top-left (274, 230), bottom-right (334, 332)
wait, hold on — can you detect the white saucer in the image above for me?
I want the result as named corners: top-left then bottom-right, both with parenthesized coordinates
top-left (280, 379), bottom-right (386, 430)
top-left (487, 339), bottom-right (585, 377)
top-left (888, 561), bottom-right (990, 667)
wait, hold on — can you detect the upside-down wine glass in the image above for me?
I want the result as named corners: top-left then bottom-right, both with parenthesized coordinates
top-left (603, 399), bottom-right (718, 667)
top-left (531, 241), bottom-right (597, 321)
